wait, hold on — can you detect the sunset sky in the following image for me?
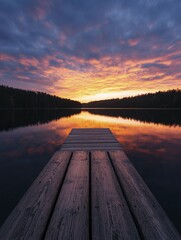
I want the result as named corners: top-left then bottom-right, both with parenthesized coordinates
top-left (0, 0), bottom-right (181, 102)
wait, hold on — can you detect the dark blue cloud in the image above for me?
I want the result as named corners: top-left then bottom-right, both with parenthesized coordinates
top-left (0, 0), bottom-right (181, 88)
top-left (141, 63), bottom-right (170, 69)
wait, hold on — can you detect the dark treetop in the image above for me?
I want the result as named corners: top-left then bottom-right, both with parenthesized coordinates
top-left (0, 85), bottom-right (81, 109)
top-left (83, 90), bottom-right (181, 109)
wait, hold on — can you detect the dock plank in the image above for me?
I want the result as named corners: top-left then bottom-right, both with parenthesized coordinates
top-left (45, 151), bottom-right (89, 240)
top-left (64, 140), bottom-right (117, 143)
top-left (61, 129), bottom-right (121, 151)
top-left (69, 130), bottom-right (111, 134)
top-left (71, 128), bottom-right (110, 132)
top-left (62, 143), bottom-right (120, 148)
top-left (1, 128), bottom-right (180, 240)
top-left (0, 151), bottom-right (72, 240)
top-left (67, 135), bottom-right (115, 137)
top-left (109, 150), bottom-right (181, 240)
top-left (91, 150), bottom-right (141, 240)
top-left (66, 137), bottom-right (116, 141)
top-left (70, 131), bottom-right (110, 134)
top-left (70, 132), bottom-right (112, 137)
top-left (60, 147), bottom-right (122, 151)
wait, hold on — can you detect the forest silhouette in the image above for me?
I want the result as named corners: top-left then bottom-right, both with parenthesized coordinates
top-left (1, 85), bottom-right (181, 109)
top-left (0, 85), bottom-right (81, 109)
top-left (83, 89), bottom-right (181, 108)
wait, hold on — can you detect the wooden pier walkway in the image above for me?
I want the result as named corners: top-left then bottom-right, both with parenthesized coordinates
top-left (0, 128), bottom-right (180, 240)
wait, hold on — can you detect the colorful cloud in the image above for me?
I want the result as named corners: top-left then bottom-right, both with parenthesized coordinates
top-left (0, 0), bottom-right (181, 102)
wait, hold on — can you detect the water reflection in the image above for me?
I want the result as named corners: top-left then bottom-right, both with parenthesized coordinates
top-left (0, 109), bottom-right (181, 233)
top-left (0, 109), bottom-right (81, 132)
top-left (86, 108), bottom-right (181, 127)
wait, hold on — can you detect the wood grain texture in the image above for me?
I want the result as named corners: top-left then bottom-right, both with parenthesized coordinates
top-left (61, 128), bottom-right (121, 151)
top-left (70, 131), bottom-right (110, 133)
top-left (67, 136), bottom-right (116, 138)
top-left (2, 128), bottom-right (179, 240)
top-left (62, 143), bottom-right (121, 148)
top-left (64, 139), bottom-right (117, 143)
top-left (70, 130), bottom-right (111, 135)
top-left (66, 137), bottom-right (116, 141)
top-left (61, 147), bottom-right (122, 151)
top-left (45, 151), bottom-right (89, 240)
top-left (91, 150), bottom-right (140, 240)
top-left (0, 151), bottom-right (72, 240)
top-left (70, 128), bottom-right (110, 132)
top-left (64, 139), bottom-right (116, 143)
top-left (109, 150), bottom-right (181, 240)
top-left (69, 134), bottom-right (112, 136)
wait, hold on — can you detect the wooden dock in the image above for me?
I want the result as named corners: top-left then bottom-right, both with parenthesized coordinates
top-left (0, 128), bottom-right (180, 240)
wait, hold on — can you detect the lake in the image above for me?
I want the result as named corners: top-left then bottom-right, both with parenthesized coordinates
top-left (0, 109), bottom-right (181, 233)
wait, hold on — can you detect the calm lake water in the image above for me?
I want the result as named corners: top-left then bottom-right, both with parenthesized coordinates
top-left (0, 109), bottom-right (181, 233)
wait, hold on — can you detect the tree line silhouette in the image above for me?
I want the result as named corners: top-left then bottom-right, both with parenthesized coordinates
top-left (83, 89), bottom-right (181, 108)
top-left (0, 85), bottom-right (81, 109)
top-left (1, 86), bottom-right (181, 109)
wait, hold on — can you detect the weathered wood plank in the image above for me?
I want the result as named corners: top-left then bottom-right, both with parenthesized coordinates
top-left (66, 136), bottom-right (117, 142)
top-left (70, 131), bottom-right (110, 133)
top-left (109, 150), bottom-right (181, 240)
top-left (70, 131), bottom-right (110, 134)
top-left (64, 139), bottom-right (117, 143)
top-left (69, 134), bottom-right (112, 137)
top-left (71, 127), bottom-right (109, 129)
top-left (45, 151), bottom-right (89, 240)
top-left (69, 129), bottom-right (111, 134)
top-left (91, 151), bottom-right (140, 240)
top-left (68, 133), bottom-right (115, 137)
top-left (67, 134), bottom-right (115, 139)
top-left (62, 143), bottom-right (121, 148)
top-left (60, 147), bottom-right (122, 150)
top-left (65, 141), bottom-right (117, 144)
top-left (2, 128), bottom-right (180, 240)
top-left (0, 151), bottom-right (72, 240)
top-left (71, 128), bottom-right (110, 132)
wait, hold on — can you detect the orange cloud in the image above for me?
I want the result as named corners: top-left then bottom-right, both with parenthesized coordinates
top-left (1, 47), bottom-right (180, 102)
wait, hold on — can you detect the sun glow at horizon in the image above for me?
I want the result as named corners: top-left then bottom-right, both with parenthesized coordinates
top-left (0, 0), bottom-right (181, 101)
top-left (75, 90), bottom-right (155, 103)
top-left (1, 51), bottom-right (180, 102)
